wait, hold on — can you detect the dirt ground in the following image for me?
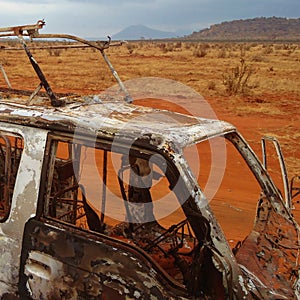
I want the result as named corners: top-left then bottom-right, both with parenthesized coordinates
top-left (0, 40), bottom-right (299, 242)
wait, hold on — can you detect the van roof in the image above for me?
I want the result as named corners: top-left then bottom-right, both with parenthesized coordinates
top-left (0, 96), bottom-right (236, 150)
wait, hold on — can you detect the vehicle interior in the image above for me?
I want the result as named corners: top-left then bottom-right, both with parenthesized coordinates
top-left (43, 136), bottom-right (202, 290)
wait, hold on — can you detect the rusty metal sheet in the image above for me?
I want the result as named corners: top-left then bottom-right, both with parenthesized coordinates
top-left (235, 196), bottom-right (300, 299)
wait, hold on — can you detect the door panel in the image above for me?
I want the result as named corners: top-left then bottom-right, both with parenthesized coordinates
top-left (19, 218), bottom-right (188, 299)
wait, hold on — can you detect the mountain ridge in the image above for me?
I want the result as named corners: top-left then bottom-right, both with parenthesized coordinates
top-left (112, 24), bottom-right (176, 40)
top-left (186, 17), bottom-right (300, 41)
top-left (110, 17), bottom-right (300, 42)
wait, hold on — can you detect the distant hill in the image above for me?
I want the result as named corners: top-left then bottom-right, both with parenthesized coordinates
top-left (186, 17), bottom-right (300, 41)
top-left (112, 25), bottom-right (176, 40)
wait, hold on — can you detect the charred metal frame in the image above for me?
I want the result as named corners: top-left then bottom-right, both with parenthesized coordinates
top-left (0, 20), bottom-right (132, 105)
top-left (0, 133), bottom-right (23, 222)
top-left (0, 134), bottom-right (12, 222)
top-left (291, 176), bottom-right (300, 200)
top-left (261, 136), bottom-right (292, 210)
top-left (40, 133), bottom-right (219, 297)
top-left (0, 64), bottom-right (12, 89)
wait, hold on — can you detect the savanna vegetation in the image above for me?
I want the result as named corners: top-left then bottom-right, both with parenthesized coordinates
top-left (0, 40), bottom-right (299, 215)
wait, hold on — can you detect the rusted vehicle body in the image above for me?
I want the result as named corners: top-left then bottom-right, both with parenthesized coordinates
top-left (0, 21), bottom-right (299, 299)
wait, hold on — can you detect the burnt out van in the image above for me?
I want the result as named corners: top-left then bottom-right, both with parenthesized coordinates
top-left (0, 21), bottom-right (299, 299)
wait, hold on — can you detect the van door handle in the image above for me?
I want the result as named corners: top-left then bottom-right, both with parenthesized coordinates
top-left (24, 250), bottom-right (63, 280)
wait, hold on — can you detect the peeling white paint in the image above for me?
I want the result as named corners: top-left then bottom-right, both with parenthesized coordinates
top-left (0, 236), bottom-right (20, 294)
top-left (0, 123), bottom-right (47, 296)
top-left (2, 126), bottom-right (47, 237)
top-left (106, 272), bottom-right (127, 285)
top-left (238, 275), bottom-right (249, 295)
top-left (0, 101), bottom-right (236, 150)
top-left (24, 251), bottom-right (78, 299)
top-left (133, 290), bottom-right (141, 298)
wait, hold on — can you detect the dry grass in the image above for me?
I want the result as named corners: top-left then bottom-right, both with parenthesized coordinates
top-left (1, 41), bottom-right (299, 98)
top-left (0, 40), bottom-right (299, 178)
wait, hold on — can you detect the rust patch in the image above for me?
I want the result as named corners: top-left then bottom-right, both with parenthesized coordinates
top-left (236, 196), bottom-right (300, 299)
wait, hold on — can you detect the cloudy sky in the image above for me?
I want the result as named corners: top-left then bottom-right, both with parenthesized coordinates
top-left (0, 0), bottom-right (299, 38)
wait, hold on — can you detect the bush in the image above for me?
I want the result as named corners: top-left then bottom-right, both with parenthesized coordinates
top-left (217, 48), bottom-right (227, 58)
top-left (193, 44), bottom-right (208, 58)
top-left (222, 57), bottom-right (255, 95)
top-left (126, 43), bottom-right (136, 54)
top-left (0, 58), bottom-right (10, 66)
top-left (207, 81), bottom-right (216, 90)
top-left (251, 54), bottom-right (266, 62)
top-left (174, 42), bottom-right (182, 49)
top-left (48, 49), bottom-right (62, 57)
top-left (262, 45), bottom-right (273, 55)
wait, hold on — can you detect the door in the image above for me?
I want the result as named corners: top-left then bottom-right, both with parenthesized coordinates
top-left (0, 130), bottom-right (24, 295)
top-left (19, 133), bottom-right (190, 299)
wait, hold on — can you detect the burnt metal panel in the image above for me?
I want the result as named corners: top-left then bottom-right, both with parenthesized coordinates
top-left (0, 123), bottom-right (47, 295)
top-left (20, 218), bottom-right (189, 299)
top-left (0, 101), bottom-right (236, 152)
top-left (235, 196), bottom-right (300, 299)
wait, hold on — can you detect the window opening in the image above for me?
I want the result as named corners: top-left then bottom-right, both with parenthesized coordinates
top-left (184, 136), bottom-right (261, 248)
top-left (0, 132), bottom-right (23, 222)
top-left (43, 137), bottom-right (202, 289)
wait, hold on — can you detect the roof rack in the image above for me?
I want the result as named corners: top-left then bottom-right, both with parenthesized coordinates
top-left (0, 20), bottom-right (132, 107)
top-left (0, 20), bottom-right (45, 38)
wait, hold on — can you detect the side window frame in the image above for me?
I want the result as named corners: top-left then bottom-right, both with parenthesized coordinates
top-left (39, 134), bottom-right (111, 226)
top-left (0, 131), bottom-right (23, 222)
top-left (37, 133), bottom-right (209, 290)
top-left (39, 133), bottom-right (189, 231)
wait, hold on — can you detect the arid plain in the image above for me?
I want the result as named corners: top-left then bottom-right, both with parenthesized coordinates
top-left (0, 40), bottom-right (299, 241)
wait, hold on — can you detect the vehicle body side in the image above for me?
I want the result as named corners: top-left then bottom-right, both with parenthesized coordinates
top-left (0, 122), bottom-right (47, 294)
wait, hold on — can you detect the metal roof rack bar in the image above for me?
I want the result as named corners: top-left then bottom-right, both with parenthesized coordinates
top-left (0, 20), bottom-right (133, 105)
top-left (0, 20), bottom-right (45, 37)
top-left (17, 35), bottom-right (64, 107)
top-left (0, 64), bottom-right (12, 89)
